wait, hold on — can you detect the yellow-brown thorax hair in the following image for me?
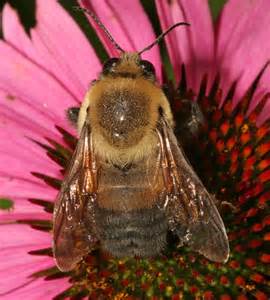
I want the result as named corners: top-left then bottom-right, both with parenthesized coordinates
top-left (78, 53), bottom-right (173, 165)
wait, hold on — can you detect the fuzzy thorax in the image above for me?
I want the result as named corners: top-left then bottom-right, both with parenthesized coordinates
top-left (78, 73), bottom-right (173, 165)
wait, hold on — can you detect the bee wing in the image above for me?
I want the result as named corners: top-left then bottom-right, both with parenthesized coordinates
top-left (53, 122), bottom-right (98, 272)
top-left (158, 118), bottom-right (229, 262)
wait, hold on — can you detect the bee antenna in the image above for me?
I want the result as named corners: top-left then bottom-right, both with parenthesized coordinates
top-left (138, 22), bottom-right (190, 55)
top-left (73, 6), bottom-right (125, 54)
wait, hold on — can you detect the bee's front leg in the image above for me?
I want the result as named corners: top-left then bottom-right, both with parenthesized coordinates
top-left (175, 99), bottom-right (205, 140)
top-left (66, 107), bottom-right (80, 127)
top-left (211, 193), bottom-right (239, 214)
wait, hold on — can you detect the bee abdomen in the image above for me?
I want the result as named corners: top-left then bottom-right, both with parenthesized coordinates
top-left (96, 206), bottom-right (168, 257)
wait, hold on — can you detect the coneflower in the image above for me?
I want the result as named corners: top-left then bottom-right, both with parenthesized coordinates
top-left (0, 1), bottom-right (269, 299)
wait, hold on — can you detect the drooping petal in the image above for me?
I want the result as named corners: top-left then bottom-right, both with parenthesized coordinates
top-left (156, 0), bottom-right (214, 92)
top-left (1, 278), bottom-right (70, 300)
top-left (0, 197), bottom-right (51, 221)
top-left (0, 92), bottom-right (65, 141)
top-left (0, 89), bottom-right (64, 206)
top-left (0, 127), bottom-right (59, 215)
top-left (253, 67), bottom-right (270, 125)
top-left (2, 4), bottom-right (38, 61)
top-left (0, 42), bottom-right (77, 132)
top-left (3, 1), bottom-right (101, 101)
top-left (0, 130), bottom-right (60, 180)
top-left (216, 0), bottom-right (270, 109)
top-left (79, 0), bottom-right (162, 81)
top-left (0, 140), bottom-right (57, 220)
top-left (0, 225), bottom-right (56, 296)
top-left (0, 176), bottom-right (57, 200)
top-left (0, 96), bottom-right (64, 172)
top-left (0, 225), bottom-right (69, 299)
top-left (0, 127), bottom-right (59, 198)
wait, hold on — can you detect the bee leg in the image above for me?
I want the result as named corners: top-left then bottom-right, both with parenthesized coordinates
top-left (220, 201), bottom-right (238, 213)
top-left (173, 227), bottom-right (187, 247)
top-left (211, 193), bottom-right (238, 214)
top-left (174, 99), bottom-right (205, 146)
top-left (189, 100), bottom-right (205, 135)
top-left (66, 106), bottom-right (80, 127)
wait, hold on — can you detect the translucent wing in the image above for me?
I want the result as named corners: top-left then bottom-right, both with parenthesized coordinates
top-left (157, 118), bottom-right (229, 262)
top-left (53, 122), bottom-right (98, 271)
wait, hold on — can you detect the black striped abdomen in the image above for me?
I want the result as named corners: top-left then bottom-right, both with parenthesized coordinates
top-left (95, 206), bottom-right (168, 257)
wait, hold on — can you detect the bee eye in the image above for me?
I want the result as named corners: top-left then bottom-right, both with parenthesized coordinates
top-left (103, 57), bottom-right (119, 74)
top-left (139, 60), bottom-right (156, 77)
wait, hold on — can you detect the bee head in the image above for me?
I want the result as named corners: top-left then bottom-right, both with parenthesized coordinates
top-left (101, 53), bottom-right (156, 81)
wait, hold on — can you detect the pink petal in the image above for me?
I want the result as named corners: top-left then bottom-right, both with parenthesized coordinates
top-left (0, 126), bottom-right (60, 217)
top-left (0, 226), bottom-right (52, 294)
top-left (0, 262), bottom-right (56, 297)
top-left (0, 131), bottom-right (59, 200)
top-left (1, 277), bottom-right (70, 300)
top-left (216, 0), bottom-right (270, 107)
top-left (0, 84), bottom-right (65, 226)
top-left (2, 4), bottom-right (38, 61)
top-left (0, 90), bottom-right (67, 142)
top-left (0, 3), bottom-right (95, 297)
top-left (0, 248), bottom-right (52, 273)
top-left (0, 253), bottom-right (53, 285)
top-left (0, 224), bottom-right (50, 249)
top-left (0, 118), bottom-right (62, 213)
top-left (0, 42), bottom-right (77, 129)
top-left (258, 101), bottom-right (270, 127)
top-left (156, 0), bottom-right (214, 92)
top-left (3, 1), bottom-right (101, 101)
top-left (0, 130), bottom-right (61, 180)
top-left (0, 107), bottom-right (63, 145)
top-left (0, 113), bottom-right (63, 197)
top-left (79, 0), bottom-right (162, 81)
top-left (0, 132), bottom-right (56, 222)
top-left (0, 225), bottom-right (69, 298)
top-left (250, 65), bottom-right (270, 126)
top-left (0, 176), bottom-right (57, 200)
top-left (0, 197), bottom-right (51, 221)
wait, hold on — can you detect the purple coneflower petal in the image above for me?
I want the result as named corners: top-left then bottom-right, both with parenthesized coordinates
top-left (216, 0), bottom-right (270, 109)
top-left (1, 1), bottom-right (269, 298)
top-left (2, 4), bottom-right (38, 61)
top-left (79, 0), bottom-right (162, 81)
top-left (0, 198), bottom-right (51, 221)
top-left (0, 3), bottom-right (93, 296)
top-left (252, 67), bottom-right (270, 125)
top-left (0, 224), bottom-right (70, 298)
top-left (0, 123), bottom-right (59, 204)
top-left (2, 278), bottom-right (70, 300)
top-left (0, 133), bottom-right (58, 215)
top-left (3, 1), bottom-right (101, 101)
top-left (0, 138), bottom-right (59, 178)
top-left (0, 96), bottom-right (64, 144)
top-left (156, 0), bottom-right (214, 92)
top-left (0, 177), bottom-right (56, 203)
top-left (0, 42), bottom-right (76, 134)
top-left (0, 134), bottom-right (60, 183)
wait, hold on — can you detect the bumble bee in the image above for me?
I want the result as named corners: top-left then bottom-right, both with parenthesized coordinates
top-left (53, 8), bottom-right (229, 272)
